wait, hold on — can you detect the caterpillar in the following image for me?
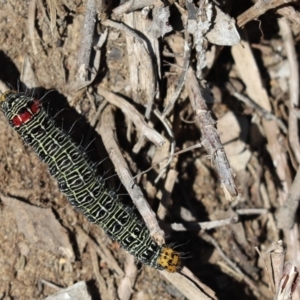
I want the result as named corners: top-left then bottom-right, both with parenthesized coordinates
top-left (0, 90), bottom-right (180, 272)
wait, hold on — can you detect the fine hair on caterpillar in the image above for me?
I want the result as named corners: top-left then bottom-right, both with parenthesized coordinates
top-left (0, 90), bottom-right (181, 273)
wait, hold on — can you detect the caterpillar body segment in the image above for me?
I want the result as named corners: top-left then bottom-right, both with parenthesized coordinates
top-left (0, 90), bottom-right (181, 272)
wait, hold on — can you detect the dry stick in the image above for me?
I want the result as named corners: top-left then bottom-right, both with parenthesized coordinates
top-left (201, 233), bottom-right (260, 296)
top-left (279, 18), bottom-right (300, 165)
top-left (134, 143), bottom-right (203, 179)
top-left (76, 0), bottom-right (96, 83)
top-left (97, 104), bottom-right (165, 244)
top-left (133, 143), bottom-right (202, 183)
top-left (117, 254), bottom-right (138, 300)
top-left (95, 0), bottom-right (104, 14)
top-left (90, 99), bottom-right (107, 128)
top-left (112, 0), bottom-right (158, 15)
top-left (40, 279), bottom-right (62, 291)
top-left (237, 0), bottom-right (298, 27)
top-left (258, 241), bottom-right (299, 300)
top-left (186, 69), bottom-right (238, 199)
top-left (161, 267), bottom-right (217, 300)
top-left (97, 86), bottom-right (165, 147)
top-left (76, 226), bottom-right (124, 277)
top-left (276, 5), bottom-right (300, 25)
top-left (231, 35), bottom-right (291, 203)
top-left (236, 208), bottom-right (268, 215)
top-left (259, 178), bottom-right (281, 241)
top-left (255, 246), bottom-right (275, 294)
top-left (166, 36), bottom-right (238, 198)
top-left (123, 11), bottom-right (157, 120)
top-left (283, 226), bottom-right (300, 298)
top-left (41, 0), bottom-right (55, 34)
top-left (162, 35), bottom-right (191, 118)
top-left (226, 82), bottom-right (287, 134)
top-left (0, 80), bottom-right (8, 94)
top-left (73, 29), bottom-right (107, 92)
top-left (157, 169), bottom-right (178, 222)
top-left (276, 265), bottom-right (300, 300)
top-left (276, 166), bottom-right (300, 229)
top-left (267, 240), bottom-right (286, 298)
top-left (89, 242), bottom-right (111, 299)
top-left (28, 0), bottom-right (38, 56)
top-left (152, 108), bottom-right (175, 183)
top-left (21, 56), bottom-right (40, 89)
top-left (170, 215), bottom-right (239, 232)
top-left (102, 18), bottom-right (156, 119)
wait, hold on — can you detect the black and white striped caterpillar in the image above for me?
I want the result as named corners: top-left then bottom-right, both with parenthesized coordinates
top-left (0, 90), bottom-right (180, 272)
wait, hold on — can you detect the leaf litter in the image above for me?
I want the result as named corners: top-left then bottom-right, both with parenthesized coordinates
top-left (0, 0), bottom-right (300, 299)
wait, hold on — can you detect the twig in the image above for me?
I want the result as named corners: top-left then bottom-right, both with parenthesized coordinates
top-left (161, 267), bottom-right (217, 300)
top-left (231, 33), bottom-right (291, 204)
top-left (0, 80), bottom-right (8, 94)
top-left (97, 105), bottom-right (165, 244)
top-left (102, 18), bottom-right (156, 119)
top-left (117, 254), bottom-right (138, 300)
top-left (162, 24), bottom-right (191, 117)
top-left (157, 169), bottom-right (178, 222)
top-left (124, 12), bottom-right (157, 119)
top-left (102, 19), bottom-right (150, 54)
top-left (89, 98), bottom-right (107, 128)
top-left (226, 82), bottom-right (287, 134)
top-left (167, 35), bottom-right (238, 199)
top-left (28, 0), bottom-right (38, 56)
top-left (97, 86), bottom-right (165, 147)
top-left (276, 264), bottom-right (300, 300)
top-left (186, 69), bottom-right (238, 199)
top-left (237, 0), bottom-right (298, 27)
top-left (170, 215), bottom-right (239, 231)
top-left (89, 242), bottom-right (111, 299)
top-left (76, 0), bottom-right (96, 82)
top-left (278, 18), bottom-right (300, 165)
top-left (276, 166), bottom-right (300, 229)
top-left (276, 5), bottom-right (300, 25)
top-left (152, 108), bottom-right (175, 183)
top-left (73, 29), bottom-right (107, 92)
top-left (41, 0), bottom-right (55, 35)
top-left (134, 143), bottom-right (202, 179)
top-left (76, 226), bottom-right (124, 277)
top-left (40, 279), bottom-right (62, 291)
top-left (236, 208), bottom-right (268, 215)
top-left (267, 240), bottom-right (285, 297)
top-left (201, 233), bottom-right (260, 296)
top-left (112, 0), bottom-right (159, 15)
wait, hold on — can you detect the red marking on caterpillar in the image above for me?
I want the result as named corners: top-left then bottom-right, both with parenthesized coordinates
top-left (12, 100), bottom-right (40, 127)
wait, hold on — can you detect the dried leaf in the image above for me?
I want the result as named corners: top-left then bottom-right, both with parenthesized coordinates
top-left (206, 6), bottom-right (240, 46)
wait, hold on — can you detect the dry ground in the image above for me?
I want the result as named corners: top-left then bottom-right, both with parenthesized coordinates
top-left (0, 1), bottom-right (299, 300)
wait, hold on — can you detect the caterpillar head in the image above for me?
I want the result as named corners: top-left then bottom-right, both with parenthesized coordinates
top-left (157, 246), bottom-right (181, 272)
